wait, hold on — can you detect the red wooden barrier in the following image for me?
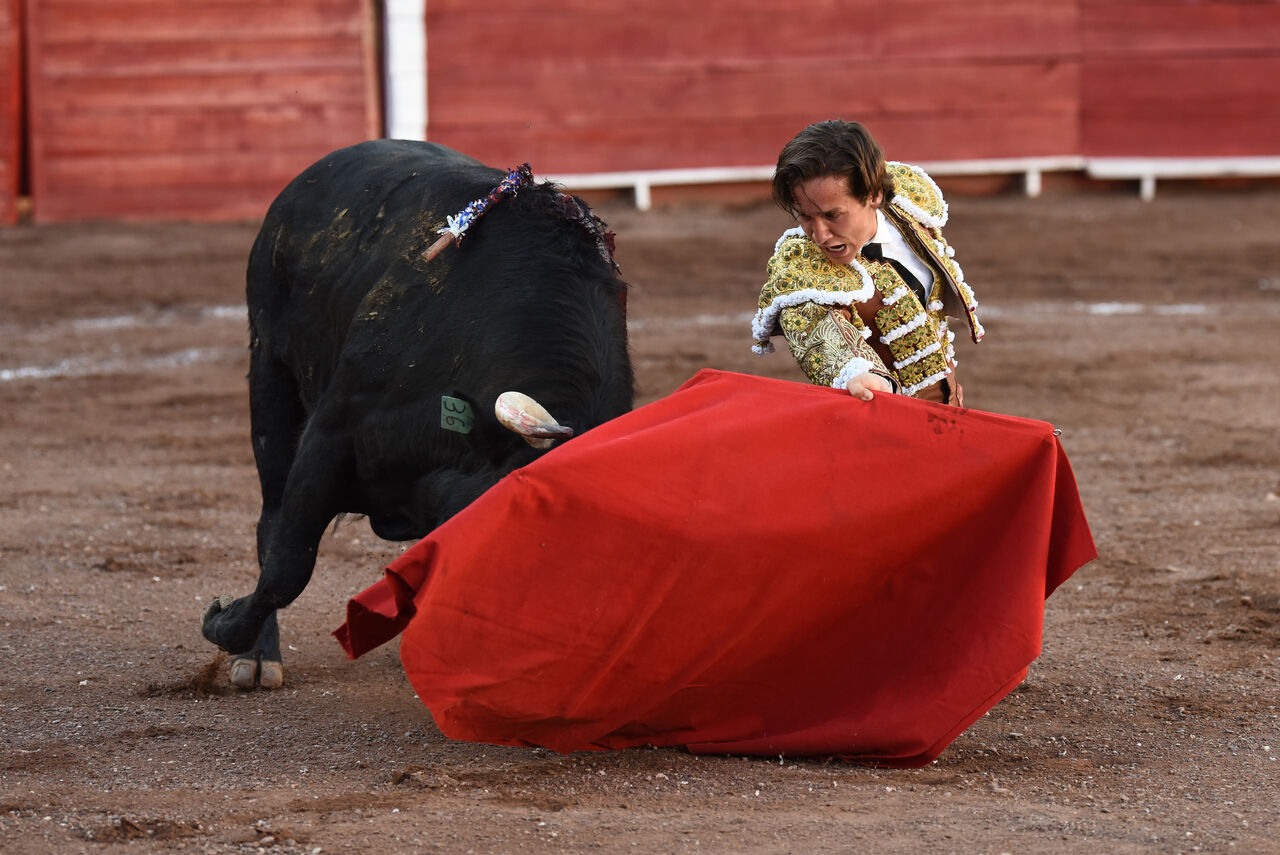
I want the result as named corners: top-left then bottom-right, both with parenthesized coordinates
top-left (1081, 2), bottom-right (1280, 157)
top-left (6, 1), bottom-right (1280, 223)
top-left (0, 0), bottom-right (20, 225)
top-left (425, 0), bottom-right (1084, 173)
top-left (24, 0), bottom-right (381, 222)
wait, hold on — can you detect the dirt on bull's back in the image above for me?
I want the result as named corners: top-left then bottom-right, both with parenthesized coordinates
top-left (1, 189), bottom-right (1278, 854)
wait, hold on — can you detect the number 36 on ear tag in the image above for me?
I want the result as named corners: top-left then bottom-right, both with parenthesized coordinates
top-left (440, 395), bottom-right (475, 434)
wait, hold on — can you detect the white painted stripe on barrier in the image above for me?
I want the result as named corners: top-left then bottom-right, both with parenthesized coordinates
top-left (384, 0), bottom-right (428, 141)
top-left (545, 156), bottom-right (1280, 208)
top-left (544, 158), bottom-right (1086, 209)
top-left (1087, 157), bottom-right (1280, 202)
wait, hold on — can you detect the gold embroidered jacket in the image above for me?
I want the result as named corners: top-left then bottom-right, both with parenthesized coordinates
top-left (752, 162), bottom-right (984, 397)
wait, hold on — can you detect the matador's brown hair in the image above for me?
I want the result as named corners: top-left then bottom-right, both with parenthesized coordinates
top-left (772, 120), bottom-right (895, 216)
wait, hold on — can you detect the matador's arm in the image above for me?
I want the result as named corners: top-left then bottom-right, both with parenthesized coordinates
top-left (779, 303), bottom-right (898, 393)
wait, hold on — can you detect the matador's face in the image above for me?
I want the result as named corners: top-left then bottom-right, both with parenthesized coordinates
top-left (791, 174), bottom-right (882, 267)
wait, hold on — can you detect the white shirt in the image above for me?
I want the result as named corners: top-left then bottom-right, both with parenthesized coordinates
top-left (864, 209), bottom-right (935, 302)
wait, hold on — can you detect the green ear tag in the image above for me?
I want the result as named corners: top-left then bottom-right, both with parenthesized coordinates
top-left (440, 395), bottom-right (475, 434)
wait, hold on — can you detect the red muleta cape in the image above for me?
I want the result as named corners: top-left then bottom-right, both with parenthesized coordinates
top-left (335, 369), bottom-right (1096, 766)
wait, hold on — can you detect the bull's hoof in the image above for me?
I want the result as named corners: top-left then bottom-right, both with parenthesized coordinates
top-left (259, 660), bottom-right (284, 689)
top-left (228, 657), bottom-right (285, 690)
top-left (229, 657), bottom-right (258, 689)
top-left (201, 594), bottom-right (258, 655)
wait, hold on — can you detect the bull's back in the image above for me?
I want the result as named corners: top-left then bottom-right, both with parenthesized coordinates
top-left (247, 140), bottom-right (505, 399)
top-left (252, 140), bottom-right (502, 300)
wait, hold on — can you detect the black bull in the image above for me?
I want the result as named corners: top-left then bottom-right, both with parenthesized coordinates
top-left (201, 140), bottom-right (634, 687)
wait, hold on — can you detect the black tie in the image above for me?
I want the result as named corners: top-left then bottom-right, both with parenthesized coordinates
top-left (861, 242), bottom-right (927, 305)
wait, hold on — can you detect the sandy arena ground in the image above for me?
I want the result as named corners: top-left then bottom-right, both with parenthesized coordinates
top-left (1, 186), bottom-right (1278, 853)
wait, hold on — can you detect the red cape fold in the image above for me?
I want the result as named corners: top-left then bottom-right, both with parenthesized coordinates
top-left (335, 369), bottom-right (1096, 766)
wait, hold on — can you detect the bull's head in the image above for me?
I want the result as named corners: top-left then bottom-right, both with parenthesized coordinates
top-left (495, 392), bottom-right (575, 450)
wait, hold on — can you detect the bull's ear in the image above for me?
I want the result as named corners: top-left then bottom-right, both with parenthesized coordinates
top-left (495, 392), bottom-right (574, 449)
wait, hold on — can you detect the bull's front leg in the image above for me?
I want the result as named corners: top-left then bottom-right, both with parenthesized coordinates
top-left (201, 511), bottom-right (329, 679)
top-left (228, 344), bottom-right (304, 688)
top-left (201, 592), bottom-right (276, 655)
top-left (202, 424), bottom-right (346, 687)
top-left (202, 523), bottom-right (323, 654)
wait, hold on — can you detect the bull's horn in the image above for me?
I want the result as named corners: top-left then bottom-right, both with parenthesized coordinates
top-left (495, 391), bottom-right (575, 449)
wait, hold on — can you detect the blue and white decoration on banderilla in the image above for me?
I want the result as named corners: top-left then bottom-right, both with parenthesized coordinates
top-left (424, 164), bottom-right (534, 262)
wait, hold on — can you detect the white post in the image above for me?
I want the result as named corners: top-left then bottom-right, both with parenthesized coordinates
top-left (634, 180), bottom-right (652, 212)
top-left (1024, 168), bottom-right (1042, 198)
top-left (384, 0), bottom-right (428, 140)
top-left (1140, 174), bottom-right (1156, 202)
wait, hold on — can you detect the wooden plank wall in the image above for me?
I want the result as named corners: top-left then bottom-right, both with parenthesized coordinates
top-left (425, 0), bottom-right (1084, 175)
top-left (427, 0), bottom-right (1280, 176)
top-left (1081, 1), bottom-right (1280, 157)
top-left (25, 0), bottom-right (381, 222)
top-left (0, 0), bottom-right (20, 224)
top-left (8, 1), bottom-right (1280, 224)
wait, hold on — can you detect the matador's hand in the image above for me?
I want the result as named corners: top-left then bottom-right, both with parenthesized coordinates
top-left (845, 372), bottom-right (893, 402)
